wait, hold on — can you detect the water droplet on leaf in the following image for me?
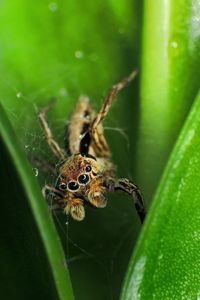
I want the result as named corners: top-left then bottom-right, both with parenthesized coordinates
top-left (75, 50), bottom-right (84, 59)
top-left (171, 41), bottom-right (178, 48)
top-left (49, 2), bottom-right (58, 12)
top-left (16, 92), bottom-right (22, 98)
top-left (32, 168), bottom-right (39, 177)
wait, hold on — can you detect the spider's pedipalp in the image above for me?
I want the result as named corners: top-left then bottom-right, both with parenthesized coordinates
top-left (64, 198), bottom-right (85, 221)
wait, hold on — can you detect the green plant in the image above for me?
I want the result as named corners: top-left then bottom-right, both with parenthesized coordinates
top-left (0, 1), bottom-right (200, 299)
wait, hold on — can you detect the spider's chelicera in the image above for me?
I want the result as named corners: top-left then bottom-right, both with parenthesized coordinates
top-left (37, 70), bottom-right (146, 222)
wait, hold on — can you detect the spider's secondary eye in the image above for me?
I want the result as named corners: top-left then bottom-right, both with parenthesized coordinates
top-left (68, 181), bottom-right (79, 191)
top-left (85, 165), bottom-right (92, 172)
top-left (59, 183), bottom-right (67, 191)
top-left (78, 174), bottom-right (89, 184)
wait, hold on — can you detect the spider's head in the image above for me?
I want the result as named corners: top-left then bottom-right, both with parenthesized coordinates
top-left (56, 153), bottom-right (107, 208)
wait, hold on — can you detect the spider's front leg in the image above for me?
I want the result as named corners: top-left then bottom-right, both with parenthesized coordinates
top-left (89, 70), bottom-right (138, 157)
top-left (42, 184), bottom-right (66, 211)
top-left (107, 178), bottom-right (146, 223)
top-left (37, 99), bottom-right (66, 160)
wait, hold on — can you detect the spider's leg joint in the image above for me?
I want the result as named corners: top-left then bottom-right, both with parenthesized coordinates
top-left (114, 178), bottom-right (146, 223)
top-left (37, 102), bottom-right (66, 160)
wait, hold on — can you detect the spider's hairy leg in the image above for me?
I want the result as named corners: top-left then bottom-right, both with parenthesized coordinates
top-left (112, 178), bottom-right (146, 223)
top-left (38, 99), bottom-right (66, 160)
top-left (89, 70), bottom-right (138, 157)
top-left (64, 198), bottom-right (85, 221)
top-left (42, 184), bottom-right (65, 211)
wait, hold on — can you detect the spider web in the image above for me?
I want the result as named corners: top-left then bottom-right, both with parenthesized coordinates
top-left (1, 75), bottom-right (138, 300)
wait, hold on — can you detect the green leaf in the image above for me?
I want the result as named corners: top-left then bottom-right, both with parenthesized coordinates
top-left (121, 90), bottom-right (200, 299)
top-left (0, 103), bottom-right (74, 300)
top-left (136, 0), bottom-right (200, 199)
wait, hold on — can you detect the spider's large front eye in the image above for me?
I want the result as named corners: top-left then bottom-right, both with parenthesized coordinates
top-left (59, 182), bottom-right (67, 191)
top-left (78, 174), bottom-right (89, 184)
top-left (68, 181), bottom-right (79, 191)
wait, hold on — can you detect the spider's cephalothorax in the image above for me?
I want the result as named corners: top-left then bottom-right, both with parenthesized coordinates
top-left (38, 70), bottom-right (146, 222)
top-left (54, 153), bottom-right (113, 220)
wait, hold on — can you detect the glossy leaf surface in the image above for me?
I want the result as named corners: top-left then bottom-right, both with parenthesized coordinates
top-left (136, 0), bottom-right (200, 200)
top-left (122, 89), bottom-right (200, 299)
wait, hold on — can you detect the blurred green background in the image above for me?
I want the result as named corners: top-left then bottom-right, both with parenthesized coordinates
top-left (1, 0), bottom-right (200, 299)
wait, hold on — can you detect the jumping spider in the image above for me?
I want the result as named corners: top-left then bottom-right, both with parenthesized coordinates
top-left (37, 70), bottom-right (146, 223)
